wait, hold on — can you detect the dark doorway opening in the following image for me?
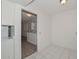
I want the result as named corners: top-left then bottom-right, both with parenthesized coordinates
top-left (21, 9), bottom-right (37, 59)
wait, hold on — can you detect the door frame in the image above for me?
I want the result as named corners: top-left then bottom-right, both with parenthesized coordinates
top-left (21, 9), bottom-right (37, 59)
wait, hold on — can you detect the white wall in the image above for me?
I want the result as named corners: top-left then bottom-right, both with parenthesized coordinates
top-left (37, 13), bottom-right (52, 51)
top-left (51, 9), bottom-right (77, 50)
top-left (14, 4), bottom-right (21, 59)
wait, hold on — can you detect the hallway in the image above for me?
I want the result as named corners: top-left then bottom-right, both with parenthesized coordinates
top-left (22, 37), bottom-right (37, 58)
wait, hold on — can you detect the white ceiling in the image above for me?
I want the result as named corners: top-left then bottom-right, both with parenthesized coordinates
top-left (8, 0), bottom-right (77, 15)
top-left (7, 0), bottom-right (34, 6)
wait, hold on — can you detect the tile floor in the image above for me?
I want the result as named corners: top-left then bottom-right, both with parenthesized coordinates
top-left (24, 45), bottom-right (77, 59)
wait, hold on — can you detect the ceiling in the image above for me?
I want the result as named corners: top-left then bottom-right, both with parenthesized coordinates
top-left (7, 0), bottom-right (34, 6)
top-left (8, 0), bottom-right (77, 15)
top-left (22, 11), bottom-right (36, 22)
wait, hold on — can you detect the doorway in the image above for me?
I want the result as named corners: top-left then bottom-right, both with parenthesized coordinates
top-left (21, 10), bottom-right (37, 59)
